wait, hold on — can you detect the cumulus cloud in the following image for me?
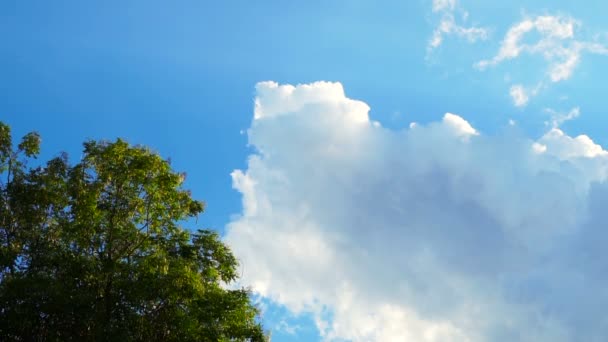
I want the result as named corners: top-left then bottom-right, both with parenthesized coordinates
top-left (477, 15), bottom-right (608, 105)
top-left (537, 127), bottom-right (607, 160)
top-left (428, 0), bottom-right (488, 51)
top-left (225, 81), bottom-right (608, 341)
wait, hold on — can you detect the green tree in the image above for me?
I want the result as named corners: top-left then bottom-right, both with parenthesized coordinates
top-left (0, 122), bottom-right (266, 341)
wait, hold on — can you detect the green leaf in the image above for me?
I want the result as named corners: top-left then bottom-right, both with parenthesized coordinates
top-left (17, 132), bottom-right (41, 158)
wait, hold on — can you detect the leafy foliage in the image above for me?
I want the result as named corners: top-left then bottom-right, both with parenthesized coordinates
top-left (0, 124), bottom-right (266, 341)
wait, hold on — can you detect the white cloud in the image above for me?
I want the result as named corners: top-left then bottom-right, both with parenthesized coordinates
top-left (477, 15), bottom-right (608, 99)
top-left (509, 83), bottom-right (542, 107)
top-left (537, 127), bottom-right (607, 159)
top-left (428, 0), bottom-right (488, 51)
top-left (509, 83), bottom-right (543, 107)
top-left (545, 107), bottom-right (580, 128)
top-left (430, 16), bottom-right (488, 49)
top-left (226, 81), bottom-right (608, 341)
top-left (509, 84), bottom-right (529, 107)
top-left (477, 16), bottom-right (577, 70)
top-left (275, 319), bottom-right (302, 335)
top-left (442, 112), bottom-right (478, 138)
top-left (432, 0), bottom-right (456, 13)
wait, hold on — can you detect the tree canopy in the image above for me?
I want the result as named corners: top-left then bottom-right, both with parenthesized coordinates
top-left (0, 122), bottom-right (266, 341)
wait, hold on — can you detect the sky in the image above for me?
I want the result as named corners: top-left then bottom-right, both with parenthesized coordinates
top-left (3, 0), bottom-right (608, 340)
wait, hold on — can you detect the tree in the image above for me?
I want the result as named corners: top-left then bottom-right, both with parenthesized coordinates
top-left (0, 122), bottom-right (266, 341)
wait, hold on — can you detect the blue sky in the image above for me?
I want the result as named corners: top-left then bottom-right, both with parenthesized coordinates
top-left (4, 1), bottom-right (608, 340)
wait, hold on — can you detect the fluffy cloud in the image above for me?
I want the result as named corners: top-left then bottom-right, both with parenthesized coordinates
top-left (477, 15), bottom-right (608, 105)
top-left (428, 0), bottom-right (488, 51)
top-left (225, 81), bottom-right (608, 341)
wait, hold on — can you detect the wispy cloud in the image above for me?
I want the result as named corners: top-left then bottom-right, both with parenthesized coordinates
top-left (544, 106), bottom-right (580, 128)
top-left (477, 14), bottom-right (608, 106)
top-left (276, 319), bottom-right (302, 335)
top-left (477, 15), bottom-right (578, 71)
top-left (432, 0), bottom-right (456, 12)
top-left (428, 0), bottom-right (488, 51)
